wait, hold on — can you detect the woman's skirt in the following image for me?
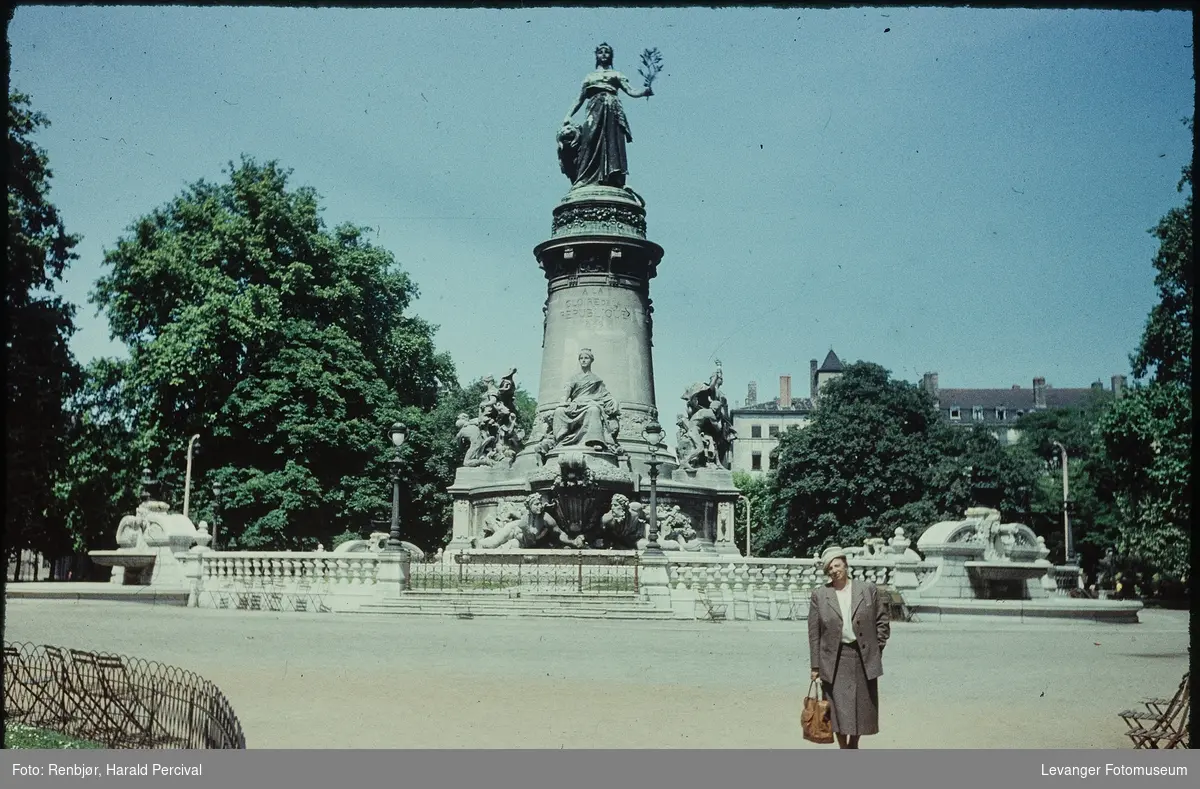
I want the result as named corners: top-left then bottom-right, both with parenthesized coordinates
top-left (822, 642), bottom-right (879, 736)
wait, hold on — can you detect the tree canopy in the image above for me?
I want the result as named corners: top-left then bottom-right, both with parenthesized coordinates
top-left (76, 157), bottom-right (459, 551)
top-left (752, 362), bottom-right (1040, 558)
top-left (1131, 120), bottom-right (1192, 388)
top-left (1093, 130), bottom-right (1192, 583)
top-left (6, 92), bottom-right (80, 568)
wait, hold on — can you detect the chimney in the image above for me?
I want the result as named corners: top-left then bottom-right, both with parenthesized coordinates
top-left (809, 359), bottom-right (819, 399)
top-left (922, 372), bottom-right (939, 400)
top-left (1111, 375), bottom-right (1126, 399)
top-left (780, 375), bottom-right (792, 409)
top-left (1033, 377), bottom-right (1046, 409)
top-left (746, 381), bottom-right (758, 407)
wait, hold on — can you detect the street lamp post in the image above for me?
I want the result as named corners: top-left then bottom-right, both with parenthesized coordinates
top-left (738, 495), bottom-right (752, 557)
top-left (641, 422), bottom-right (665, 553)
top-left (183, 434), bottom-right (201, 518)
top-left (385, 422), bottom-right (409, 552)
top-left (211, 482), bottom-right (223, 551)
top-left (1051, 441), bottom-right (1073, 563)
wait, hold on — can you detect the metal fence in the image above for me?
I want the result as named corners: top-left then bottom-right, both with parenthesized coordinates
top-left (1052, 565), bottom-right (1086, 596)
top-left (3, 642), bottom-right (246, 749)
top-left (409, 551), bottom-right (640, 594)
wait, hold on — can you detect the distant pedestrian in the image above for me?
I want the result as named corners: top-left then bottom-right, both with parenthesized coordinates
top-left (808, 547), bottom-right (890, 748)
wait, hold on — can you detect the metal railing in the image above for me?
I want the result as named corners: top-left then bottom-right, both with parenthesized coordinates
top-left (409, 550), bottom-right (640, 594)
top-left (3, 642), bottom-right (245, 749)
top-left (1052, 564), bottom-right (1086, 596)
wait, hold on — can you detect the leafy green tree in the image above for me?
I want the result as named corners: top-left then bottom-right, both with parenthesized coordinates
top-left (1007, 394), bottom-right (1120, 569)
top-left (56, 359), bottom-right (141, 556)
top-left (731, 471), bottom-right (774, 556)
top-left (85, 157), bottom-right (457, 551)
top-left (1013, 391), bottom-right (1112, 472)
top-left (1131, 118), bottom-right (1192, 389)
top-left (1094, 134), bottom-right (1192, 585)
top-left (1096, 382), bottom-right (1190, 581)
top-left (759, 363), bottom-right (943, 557)
top-left (6, 92), bottom-right (80, 570)
top-left (927, 423), bottom-right (1042, 523)
top-left (756, 362), bottom-right (1042, 559)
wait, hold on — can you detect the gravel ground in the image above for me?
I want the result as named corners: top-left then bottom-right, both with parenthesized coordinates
top-left (3, 599), bottom-right (1189, 749)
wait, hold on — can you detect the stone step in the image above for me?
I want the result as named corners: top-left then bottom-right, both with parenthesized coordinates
top-left (353, 597), bottom-right (673, 620)
top-left (359, 598), bottom-right (658, 612)
top-left (354, 607), bottom-right (676, 620)
top-left (401, 590), bottom-right (639, 600)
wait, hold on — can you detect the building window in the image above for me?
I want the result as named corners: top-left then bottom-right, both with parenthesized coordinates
top-left (972, 406), bottom-right (984, 421)
top-left (1016, 409), bottom-right (1024, 417)
top-left (751, 452), bottom-right (762, 471)
top-left (996, 408), bottom-right (1007, 421)
top-left (751, 425), bottom-right (762, 439)
top-left (949, 407), bottom-right (961, 421)
top-left (768, 425), bottom-right (780, 438)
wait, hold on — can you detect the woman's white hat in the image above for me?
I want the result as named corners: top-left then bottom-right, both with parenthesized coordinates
top-left (820, 546), bottom-right (848, 572)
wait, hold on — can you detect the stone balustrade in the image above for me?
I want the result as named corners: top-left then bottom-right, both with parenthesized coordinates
top-left (200, 552), bottom-right (381, 587)
top-left (659, 555), bottom-right (938, 621)
top-left (184, 551), bottom-right (382, 613)
top-left (180, 535), bottom-right (1097, 620)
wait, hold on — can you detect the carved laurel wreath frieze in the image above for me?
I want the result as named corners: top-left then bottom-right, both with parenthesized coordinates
top-left (552, 204), bottom-right (647, 237)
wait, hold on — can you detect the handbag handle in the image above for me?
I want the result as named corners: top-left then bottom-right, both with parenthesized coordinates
top-left (807, 678), bottom-right (822, 699)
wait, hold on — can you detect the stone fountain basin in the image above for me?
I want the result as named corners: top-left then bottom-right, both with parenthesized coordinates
top-left (88, 550), bottom-right (158, 569)
top-left (964, 561), bottom-right (1048, 581)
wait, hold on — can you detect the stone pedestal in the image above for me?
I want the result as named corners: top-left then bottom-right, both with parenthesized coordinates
top-left (445, 183), bottom-right (742, 556)
top-left (638, 550), bottom-right (673, 610)
top-left (376, 552), bottom-right (411, 600)
top-left (529, 185), bottom-right (664, 466)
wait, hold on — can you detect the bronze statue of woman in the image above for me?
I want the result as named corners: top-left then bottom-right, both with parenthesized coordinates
top-left (559, 43), bottom-right (653, 189)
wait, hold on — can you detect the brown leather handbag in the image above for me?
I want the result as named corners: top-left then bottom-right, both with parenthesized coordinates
top-left (802, 679), bottom-right (834, 744)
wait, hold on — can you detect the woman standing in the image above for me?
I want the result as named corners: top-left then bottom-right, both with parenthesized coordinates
top-left (560, 43), bottom-right (653, 188)
top-left (808, 547), bottom-right (890, 748)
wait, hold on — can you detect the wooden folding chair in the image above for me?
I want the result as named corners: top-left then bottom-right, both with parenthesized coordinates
top-left (4, 645), bottom-right (63, 727)
top-left (88, 652), bottom-right (163, 747)
top-left (782, 589), bottom-right (810, 621)
top-left (65, 648), bottom-right (135, 746)
top-left (883, 587), bottom-right (915, 622)
top-left (1122, 672), bottom-right (1190, 749)
top-left (36, 645), bottom-right (79, 732)
top-left (695, 588), bottom-right (728, 622)
top-left (1131, 695), bottom-right (1189, 749)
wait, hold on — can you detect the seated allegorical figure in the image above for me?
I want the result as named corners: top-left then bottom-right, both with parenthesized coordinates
top-left (600, 493), bottom-right (649, 549)
top-left (660, 521), bottom-right (702, 552)
top-left (472, 501), bottom-right (528, 549)
top-left (551, 348), bottom-right (621, 454)
top-left (525, 493), bottom-right (586, 549)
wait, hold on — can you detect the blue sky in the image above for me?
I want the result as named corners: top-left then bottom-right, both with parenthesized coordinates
top-left (9, 6), bottom-right (1194, 412)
